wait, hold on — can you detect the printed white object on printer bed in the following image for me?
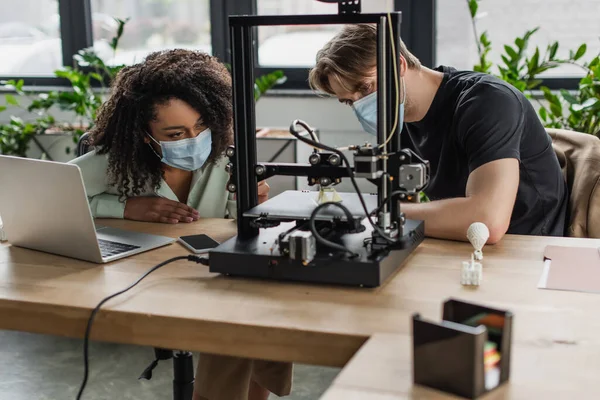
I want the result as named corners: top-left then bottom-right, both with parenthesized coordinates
top-left (0, 214), bottom-right (6, 242)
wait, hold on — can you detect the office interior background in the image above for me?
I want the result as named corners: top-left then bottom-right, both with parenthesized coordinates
top-left (0, 0), bottom-right (599, 399)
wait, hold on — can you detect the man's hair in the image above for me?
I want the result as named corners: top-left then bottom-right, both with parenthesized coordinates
top-left (90, 49), bottom-right (232, 200)
top-left (309, 24), bottom-right (421, 96)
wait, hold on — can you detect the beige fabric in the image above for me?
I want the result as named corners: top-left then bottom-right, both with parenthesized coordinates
top-left (193, 353), bottom-right (293, 400)
top-left (548, 128), bottom-right (600, 238)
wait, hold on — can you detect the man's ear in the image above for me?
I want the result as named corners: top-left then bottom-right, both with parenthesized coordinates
top-left (399, 55), bottom-right (408, 77)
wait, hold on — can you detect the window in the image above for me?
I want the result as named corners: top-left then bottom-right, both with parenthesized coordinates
top-left (91, 0), bottom-right (212, 66)
top-left (256, 0), bottom-right (394, 68)
top-left (257, 0), bottom-right (339, 68)
top-left (436, 0), bottom-right (600, 77)
top-left (0, 0), bottom-right (62, 76)
top-left (3, 0), bottom-right (593, 90)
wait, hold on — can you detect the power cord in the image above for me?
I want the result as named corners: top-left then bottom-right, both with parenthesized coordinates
top-left (379, 12), bottom-right (402, 150)
top-left (370, 182), bottom-right (429, 218)
top-left (75, 254), bottom-right (209, 400)
top-left (309, 202), bottom-right (359, 257)
top-left (289, 120), bottom-right (397, 243)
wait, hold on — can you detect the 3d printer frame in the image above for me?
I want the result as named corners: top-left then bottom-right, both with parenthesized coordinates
top-left (209, 10), bottom-right (428, 287)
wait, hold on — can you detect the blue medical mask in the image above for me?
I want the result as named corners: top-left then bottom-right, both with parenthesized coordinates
top-left (147, 128), bottom-right (212, 171)
top-left (352, 78), bottom-right (406, 136)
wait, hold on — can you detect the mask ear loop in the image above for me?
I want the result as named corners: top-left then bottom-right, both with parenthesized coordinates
top-left (400, 76), bottom-right (407, 106)
top-left (146, 134), bottom-right (162, 160)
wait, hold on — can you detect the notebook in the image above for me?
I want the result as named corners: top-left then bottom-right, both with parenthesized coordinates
top-left (538, 245), bottom-right (600, 294)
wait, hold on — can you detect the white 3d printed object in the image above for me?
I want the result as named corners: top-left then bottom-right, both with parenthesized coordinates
top-left (0, 215), bottom-right (6, 242)
top-left (467, 222), bottom-right (490, 261)
top-left (316, 186), bottom-right (343, 204)
top-left (461, 254), bottom-right (483, 286)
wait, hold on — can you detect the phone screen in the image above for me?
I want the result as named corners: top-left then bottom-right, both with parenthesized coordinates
top-left (179, 234), bottom-right (220, 251)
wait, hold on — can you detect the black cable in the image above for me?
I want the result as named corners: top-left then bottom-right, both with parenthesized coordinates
top-left (309, 202), bottom-right (358, 257)
top-left (76, 254), bottom-right (209, 400)
top-left (289, 120), bottom-right (397, 243)
top-left (371, 190), bottom-right (406, 217)
top-left (293, 120), bottom-right (319, 143)
top-left (370, 178), bottom-right (430, 218)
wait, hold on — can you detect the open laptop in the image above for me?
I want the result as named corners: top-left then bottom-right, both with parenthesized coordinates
top-left (0, 155), bottom-right (175, 263)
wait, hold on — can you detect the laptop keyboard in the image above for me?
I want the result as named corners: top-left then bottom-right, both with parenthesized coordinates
top-left (98, 239), bottom-right (140, 258)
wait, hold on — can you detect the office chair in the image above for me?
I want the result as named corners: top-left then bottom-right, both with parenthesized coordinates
top-left (76, 132), bottom-right (94, 157)
top-left (549, 128), bottom-right (600, 239)
top-left (76, 132), bottom-right (195, 400)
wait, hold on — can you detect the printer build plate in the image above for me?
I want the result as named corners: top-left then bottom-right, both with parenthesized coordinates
top-left (243, 190), bottom-right (378, 221)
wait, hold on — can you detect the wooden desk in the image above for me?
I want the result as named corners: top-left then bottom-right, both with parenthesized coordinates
top-left (322, 331), bottom-right (600, 399)
top-left (1, 219), bottom-right (599, 398)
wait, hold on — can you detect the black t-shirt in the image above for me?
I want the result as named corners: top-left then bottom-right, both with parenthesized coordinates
top-left (402, 66), bottom-right (568, 236)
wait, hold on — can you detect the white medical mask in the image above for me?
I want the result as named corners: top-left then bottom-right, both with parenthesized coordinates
top-left (352, 78), bottom-right (407, 136)
top-left (147, 128), bottom-right (212, 171)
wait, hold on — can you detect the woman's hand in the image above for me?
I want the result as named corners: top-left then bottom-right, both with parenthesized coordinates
top-left (124, 197), bottom-right (199, 224)
top-left (258, 180), bottom-right (270, 204)
top-left (232, 180), bottom-right (270, 204)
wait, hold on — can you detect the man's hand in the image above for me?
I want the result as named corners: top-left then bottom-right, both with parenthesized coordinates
top-left (258, 180), bottom-right (270, 204)
top-left (124, 197), bottom-right (199, 224)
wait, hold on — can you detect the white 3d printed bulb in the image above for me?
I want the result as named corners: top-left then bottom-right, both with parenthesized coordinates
top-left (467, 222), bottom-right (489, 260)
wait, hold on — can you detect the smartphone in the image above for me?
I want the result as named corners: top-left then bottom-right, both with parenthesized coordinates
top-left (178, 234), bottom-right (220, 254)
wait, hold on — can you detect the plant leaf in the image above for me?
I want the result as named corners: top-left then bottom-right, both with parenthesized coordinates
top-left (5, 94), bottom-right (18, 106)
top-left (574, 44), bottom-right (587, 60)
top-left (480, 32), bottom-right (491, 47)
top-left (560, 89), bottom-right (578, 105)
top-left (468, 0), bottom-right (478, 17)
top-left (528, 48), bottom-right (540, 73)
top-left (515, 37), bottom-right (525, 50)
top-left (549, 42), bottom-right (559, 60)
top-left (0, 106), bottom-right (6, 112)
top-left (89, 72), bottom-right (104, 82)
top-left (550, 102), bottom-right (563, 117)
top-left (523, 27), bottom-right (540, 42)
top-left (572, 98), bottom-right (598, 111)
top-left (526, 79), bottom-right (543, 90)
top-left (254, 70), bottom-right (287, 101)
top-left (10, 116), bottom-right (23, 125)
top-left (504, 45), bottom-right (518, 61)
top-left (541, 86), bottom-right (555, 102)
top-left (539, 107), bottom-right (548, 122)
top-left (513, 80), bottom-right (527, 92)
top-left (110, 17), bottom-right (130, 51)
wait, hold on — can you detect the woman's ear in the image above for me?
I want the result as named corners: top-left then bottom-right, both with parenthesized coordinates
top-left (144, 131), bottom-right (154, 144)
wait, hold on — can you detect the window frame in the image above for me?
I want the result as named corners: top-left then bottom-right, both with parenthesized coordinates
top-left (240, 0), bottom-right (437, 91)
top-left (0, 0), bottom-right (583, 91)
top-left (223, 0), bottom-right (581, 92)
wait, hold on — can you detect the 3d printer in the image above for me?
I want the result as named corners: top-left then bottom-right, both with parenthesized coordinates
top-left (209, 0), bottom-right (430, 287)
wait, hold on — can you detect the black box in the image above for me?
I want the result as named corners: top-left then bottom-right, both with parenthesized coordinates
top-left (412, 299), bottom-right (513, 398)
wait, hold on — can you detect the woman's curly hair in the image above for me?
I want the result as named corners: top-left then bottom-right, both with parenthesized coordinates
top-left (90, 49), bottom-right (232, 199)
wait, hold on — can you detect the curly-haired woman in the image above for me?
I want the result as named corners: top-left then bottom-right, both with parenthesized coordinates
top-left (69, 49), bottom-right (290, 400)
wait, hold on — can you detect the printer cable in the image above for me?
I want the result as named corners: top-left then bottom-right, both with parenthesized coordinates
top-left (75, 254), bottom-right (209, 399)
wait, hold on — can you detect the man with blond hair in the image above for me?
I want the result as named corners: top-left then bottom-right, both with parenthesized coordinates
top-left (309, 24), bottom-right (568, 243)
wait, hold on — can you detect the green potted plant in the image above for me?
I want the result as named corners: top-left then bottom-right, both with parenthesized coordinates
top-left (467, 0), bottom-right (600, 137)
top-left (0, 18), bottom-right (287, 159)
top-left (0, 18), bottom-right (129, 160)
